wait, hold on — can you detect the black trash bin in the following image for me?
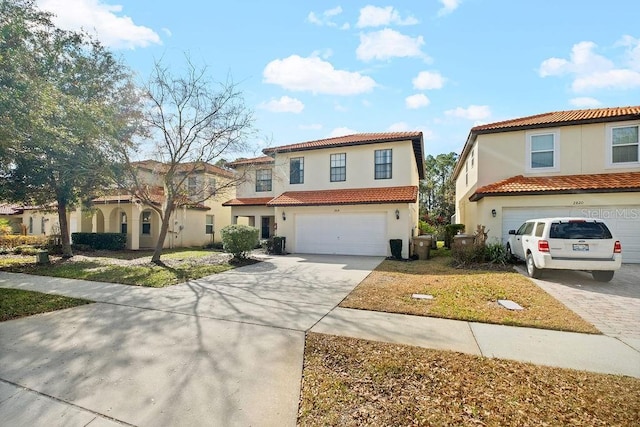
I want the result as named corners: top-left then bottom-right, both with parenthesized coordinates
top-left (273, 236), bottom-right (286, 255)
top-left (389, 239), bottom-right (403, 259)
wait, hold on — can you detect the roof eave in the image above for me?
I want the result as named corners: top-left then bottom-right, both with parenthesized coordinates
top-left (470, 187), bottom-right (640, 202)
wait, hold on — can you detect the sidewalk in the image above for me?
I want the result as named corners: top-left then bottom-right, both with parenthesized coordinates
top-left (311, 307), bottom-right (640, 378)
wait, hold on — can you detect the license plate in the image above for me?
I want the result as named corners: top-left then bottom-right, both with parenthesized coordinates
top-left (573, 244), bottom-right (589, 251)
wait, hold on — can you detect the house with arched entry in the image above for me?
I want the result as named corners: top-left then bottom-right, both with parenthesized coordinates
top-left (2, 160), bottom-right (239, 250)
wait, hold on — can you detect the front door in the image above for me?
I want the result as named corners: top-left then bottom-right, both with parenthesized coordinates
top-left (261, 217), bottom-right (270, 239)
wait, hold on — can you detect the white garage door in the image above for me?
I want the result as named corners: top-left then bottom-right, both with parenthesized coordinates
top-left (503, 206), bottom-right (640, 263)
top-left (295, 213), bottom-right (387, 256)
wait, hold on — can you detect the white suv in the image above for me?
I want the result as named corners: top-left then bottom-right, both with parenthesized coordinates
top-left (506, 217), bottom-right (622, 282)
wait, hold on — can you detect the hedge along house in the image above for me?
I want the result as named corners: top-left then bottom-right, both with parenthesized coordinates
top-left (453, 106), bottom-right (640, 263)
top-left (2, 160), bottom-right (239, 250)
top-left (223, 132), bottom-right (425, 258)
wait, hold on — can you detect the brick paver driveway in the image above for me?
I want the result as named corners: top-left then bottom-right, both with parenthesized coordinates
top-left (519, 264), bottom-right (640, 350)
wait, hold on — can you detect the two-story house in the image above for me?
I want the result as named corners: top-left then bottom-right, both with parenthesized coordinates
top-left (4, 160), bottom-right (238, 250)
top-left (223, 132), bottom-right (425, 258)
top-left (453, 106), bottom-right (640, 263)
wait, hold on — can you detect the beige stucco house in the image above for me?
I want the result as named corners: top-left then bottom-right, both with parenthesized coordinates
top-left (453, 106), bottom-right (640, 263)
top-left (2, 160), bottom-right (237, 250)
top-left (223, 132), bottom-right (425, 258)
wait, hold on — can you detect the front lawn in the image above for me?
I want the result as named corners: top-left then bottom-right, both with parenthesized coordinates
top-left (340, 248), bottom-right (598, 333)
top-left (0, 249), bottom-right (256, 287)
top-left (0, 288), bottom-right (92, 321)
top-left (298, 333), bottom-right (640, 426)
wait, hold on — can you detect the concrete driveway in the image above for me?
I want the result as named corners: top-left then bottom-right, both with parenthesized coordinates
top-left (518, 264), bottom-right (640, 350)
top-left (0, 254), bottom-right (382, 427)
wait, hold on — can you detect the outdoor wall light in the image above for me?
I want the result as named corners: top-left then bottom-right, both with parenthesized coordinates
top-left (491, 209), bottom-right (497, 218)
top-left (282, 211), bottom-right (286, 221)
top-left (395, 209), bottom-right (400, 220)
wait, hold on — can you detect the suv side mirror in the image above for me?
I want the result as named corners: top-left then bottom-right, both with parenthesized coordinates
top-left (508, 230), bottom-right (516, 235)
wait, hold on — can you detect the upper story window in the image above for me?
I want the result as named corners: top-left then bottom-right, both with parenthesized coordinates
top-left (188, 176), bottom-right (197, 196)
top-left (527, 131), bottom-right (559, 172)
top-left (609, 124), bottom-right (639, 166)
top-left (290, 157), bottom-right (304, 184)
top-left (470, 148), bottom-right (475, 168)
top-left (330, 153), bottom-right (346, 182)
top-left (256, 169), bottom-right (272, 192)
top-left (374, 149), bottom-right (392, 179)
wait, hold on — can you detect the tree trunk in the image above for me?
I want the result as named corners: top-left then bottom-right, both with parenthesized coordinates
top-left (57, 200), bottom-right (73, 258)
top-left (150, 204), bottom-right (173, 264)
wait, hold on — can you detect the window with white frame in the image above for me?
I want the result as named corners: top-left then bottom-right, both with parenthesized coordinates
top-left (205, 215), bottom-right (214, 234)
top-left (330, 153), bottom-right (346, 182)
top-left (256, 169), bottom-right (272, 192)
top-left (609, 124), bottom-right (639, 165)
top-left (527, 131), bottom-right (558, 171)
top-left (188, 176), bottom-right (197, 196)
top-left (141, 211), bottom-right (151, 235)
top-left (290, 157), bottom-right (304, 184)
top-left (374, 149), bottom-right (392, 179)
top-left (470, 148), bottom-right (475, 167)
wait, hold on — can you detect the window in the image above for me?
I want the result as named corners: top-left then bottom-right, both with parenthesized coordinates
top-left (28, 217), bottom-right (33, 234)
top-left (330, 153), bottom-right (346, 182)
top-left (41, 217), bottom-right (45, 234)
top-left (530, 134), bottom-right (555, 169)
top-left (141, 211), bottom-right (151, 235)
top-left (471, 148), bottom-right (475, 167)
top-left (188, 177), bottom-right (197, 196)
top-left (256, 169), bottom-right (272, 192)
top-left (534, 222), bottom-right (545, 237)
top-left (120, 212), bottom-right (127, 234)
top-left (290, 157), bottom-right (304, 184)
top-left (208, 178), bottom-right (216, 196)
top-left (465, 161), bottom-right (468, 186)
top-left (611, 125), bottom-right (639, 164)
top-left (205, 215), bottom-right (214, 234)
top-left (374, 149), bottom-right (392, 179)
top-left (516, 222), bottom-right (535, 236)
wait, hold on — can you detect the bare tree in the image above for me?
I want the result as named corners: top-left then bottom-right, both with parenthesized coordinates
top-left (118, 56), bottom-right (255, 264)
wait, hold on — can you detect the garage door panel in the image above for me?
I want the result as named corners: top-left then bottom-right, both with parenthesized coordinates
top-left (295, 213), bottom-right (387, 256)
top-left (503, 206), bottom-right (640, 263)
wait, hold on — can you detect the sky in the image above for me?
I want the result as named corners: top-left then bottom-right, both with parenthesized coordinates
top-left (35, 0), bottom-right (640, 158)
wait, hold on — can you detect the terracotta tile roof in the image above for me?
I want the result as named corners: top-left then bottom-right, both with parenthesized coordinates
top-left (222, 197), bottom-right (274, 207)
top-left (267, 186), bottom-right (418, 206)
top-left (132, 160), bottom-right (235, 178)
top-left (470, 172), bottom-right (640, 201)
top-left (472, 106), bottom-right (640, 133)
top-left (226, 156), bottom-right (274, 167)
top-left (263, 132), bottom-right (423, 154)
top-left (0, 204), bottom-right (23, 215)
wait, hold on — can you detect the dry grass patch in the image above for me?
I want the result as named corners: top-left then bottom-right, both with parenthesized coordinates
top-left (341, 252), bottom-right (598, 333)
top-left (298, 333), bottom-right (640, 427)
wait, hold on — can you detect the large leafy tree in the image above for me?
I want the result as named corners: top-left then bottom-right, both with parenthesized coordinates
top-left (420, 152), bottom-right (458, 223)
top-left (0, 0), bottom-right (142, 257)
top-left (117, 57), bottom-right (254, 264)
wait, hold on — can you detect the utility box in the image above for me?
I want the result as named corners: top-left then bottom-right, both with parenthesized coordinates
top-left (36, 250), bottom-right (49, 264)
top-left (412, 236), bottom-right (432, 260)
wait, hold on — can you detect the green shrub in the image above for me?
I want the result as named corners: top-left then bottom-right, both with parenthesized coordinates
top-left (0, 219), bottom-right (12, 235)
top-left (451, 243), bottom-right (486, 266)
top-left (418, 220), bottom-right (437, 235)
top-left (444, 224), bottom-right (465, 248)
top-left (485, 241), bottom-right (509, 265)
top-left (71, 233), bottom-right (126, 250)
top-left (13, 245), bottom-right (40, 255)
top-left (220, 225), bottom-right (259, 259)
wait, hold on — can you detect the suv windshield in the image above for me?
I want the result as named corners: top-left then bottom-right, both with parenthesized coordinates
top-left (549, 221), bottom-right (613, 239)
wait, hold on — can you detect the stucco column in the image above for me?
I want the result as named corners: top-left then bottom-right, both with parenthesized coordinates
top-left (130, 205), bottom-right (141, 250)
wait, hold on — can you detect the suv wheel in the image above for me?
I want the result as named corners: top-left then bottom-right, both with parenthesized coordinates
top-left (592, 270), bottom-right (614, 282)
top-left (526, 252), bottom-right (542, 278)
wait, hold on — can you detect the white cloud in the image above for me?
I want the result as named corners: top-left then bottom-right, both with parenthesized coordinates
top-left (388, 122), bottom-right (410, 132)
top-left (356, 29), bottom-right (427, 62)
top-left (356, 5), bottom-right (418, 28)
top-left (445, 105), bottom-right (491, 121)
top-left (307, 6), bottom-right (345, 27)
top-left (299, 124), bottom-right (323, 130)
top-left (412, 71), bottom-right (445, 90)
top-left (263, 55), bottom-right (376, 95)
top-left (258, 96), bottom-right (304, 113)
top-left (328, 127), bottom-right (357, 138)
top-left (36, 0), bottom-right (161, 49)
top-left (334, 103), bottom-right (349, 112)
top-left (569, 97), bottom-right (602, 108)
top-left (438, 0), bottom-right (462, 17)
top-left (405, 94), bottom-right (430, 109)
top-left (539, 40), bottom-right (640, 92)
